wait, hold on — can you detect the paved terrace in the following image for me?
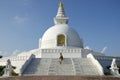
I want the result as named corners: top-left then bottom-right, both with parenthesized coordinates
top-left (0, 76), bottom-right (120, 80)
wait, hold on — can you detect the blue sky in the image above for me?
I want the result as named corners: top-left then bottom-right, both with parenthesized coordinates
top-left (0, 0), bottom-right (120, 56)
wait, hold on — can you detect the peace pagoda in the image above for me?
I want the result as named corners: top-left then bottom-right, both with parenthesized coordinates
top-left (0, 2), bottom-right (120, 76)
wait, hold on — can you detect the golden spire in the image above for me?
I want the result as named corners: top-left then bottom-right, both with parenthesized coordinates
top-left (54, 2), bottom-right (68, 24)
top-left (59, 2), bottom-right (63, 7)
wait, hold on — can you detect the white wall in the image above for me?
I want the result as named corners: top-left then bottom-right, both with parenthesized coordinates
top-left (0, 55), bottom-right (33, 74)
top-left (87, 53), bottom-right (104, 75)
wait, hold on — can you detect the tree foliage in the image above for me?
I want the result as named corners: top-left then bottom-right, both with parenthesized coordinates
top-left (0, 66), bottom-right (5, 76)
top-left (118, 65), bottom-right (120, 73)
top-left (0, 55), bottom-right (2, 58)
top-left (0, 66), bottom-right (18, 76)
top-left (105, 65), bottom-right (120, 75)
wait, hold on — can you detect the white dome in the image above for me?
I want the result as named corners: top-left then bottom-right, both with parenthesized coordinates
top-left (40, 24), bottom-right (83, 48)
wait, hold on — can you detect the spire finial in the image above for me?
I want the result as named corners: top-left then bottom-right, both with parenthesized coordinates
top-left (59, 2), bottom-right (63, 7)
top-left (54, 2), bottom-right (68, 25)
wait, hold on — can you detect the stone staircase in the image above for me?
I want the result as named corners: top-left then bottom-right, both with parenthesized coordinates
top-left (23, 58), bottom-right (51, 75)
top-left (48, 58), bottom-right (74, 75)
top-left (23, 58), bottom-right (101, 76)
top-left (73, 58), bottom-right (100, 75)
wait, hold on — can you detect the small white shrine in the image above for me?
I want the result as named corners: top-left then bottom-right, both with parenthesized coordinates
top-left (3, 59), bottom-right (12, 77)
top-left (110, 58), bottom-right (120, 76)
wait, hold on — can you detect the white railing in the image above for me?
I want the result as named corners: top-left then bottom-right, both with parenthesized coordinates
top-left (87, 53), bottom-right (104, 75)
top-left (95, 56), bottom-right (120, 61)
top-left (0, 56), bottom-right (30, 62)
top-left (41, 48), bottom-right (81, 53)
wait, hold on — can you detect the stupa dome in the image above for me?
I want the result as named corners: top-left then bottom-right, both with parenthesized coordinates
top-left (40, 2), bottom-right (83, 48)
top-left (40, 24), bottom-right (83, 48)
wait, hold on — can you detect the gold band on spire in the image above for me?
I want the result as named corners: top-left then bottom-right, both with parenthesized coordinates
top-left (59, 2), bottom-right (63, 7)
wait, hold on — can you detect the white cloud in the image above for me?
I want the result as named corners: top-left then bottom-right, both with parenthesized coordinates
top-left (0, 49), bottom-right (21, 57)
top-left (0, 51), bottom-right (9, 57)
top-left (13, 15), bottom-right (28, 24)
top-left (101, 47), bottom-right (107, 53)
top-left (84, 46), bottom-right (91, 50)
top-left (11, 49), bottom-right (21, 56)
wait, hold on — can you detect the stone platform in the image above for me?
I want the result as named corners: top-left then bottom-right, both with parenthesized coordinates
top-left (0, 76), bottom-right (120, 80)
top-left (22, 58), bottom-right (102, 75)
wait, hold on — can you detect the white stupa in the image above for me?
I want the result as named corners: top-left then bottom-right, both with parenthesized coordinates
top-left (40, 2), bottom-right (83, 48)
top-left (0, 2), bottom-right (120, 76)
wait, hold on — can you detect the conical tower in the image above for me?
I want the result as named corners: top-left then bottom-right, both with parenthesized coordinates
top-left (54, 2), bottom-right (68, 24)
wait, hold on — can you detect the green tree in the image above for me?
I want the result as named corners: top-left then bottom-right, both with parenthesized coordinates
top-left (0, 66), bottom-right (18, 76)
top-left (0, 55), bottom-right (2, 58)
top-left (0, 66), bottom-right (5, 76)
top-left (105, 65), bottom-right (120, 75)
top-left (118, 65), bottom-right (120, 73)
